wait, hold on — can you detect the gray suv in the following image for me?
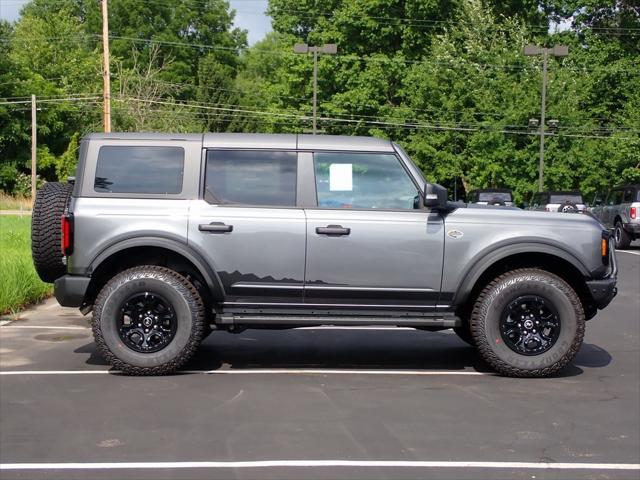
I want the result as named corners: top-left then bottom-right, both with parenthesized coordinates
top-left (31, 133), bottom-right (617, 377)
top-left (589, 184), bottom-right (640, 249)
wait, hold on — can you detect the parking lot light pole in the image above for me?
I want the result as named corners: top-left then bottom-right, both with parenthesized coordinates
top-left (524, 44), bottom-right (568, 192)
top-left (293, 43), bottom-right (338, 134)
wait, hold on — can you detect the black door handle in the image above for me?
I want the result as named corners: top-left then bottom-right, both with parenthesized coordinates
top-left (199, 222), bottom-right (233, 233)
top-left (316, 225), bottom-right (350, 236)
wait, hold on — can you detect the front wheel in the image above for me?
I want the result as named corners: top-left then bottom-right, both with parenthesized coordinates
top-left (470, 269), bottom-right (584, 377)
top-left (92, 266), bottom-right (205, 375)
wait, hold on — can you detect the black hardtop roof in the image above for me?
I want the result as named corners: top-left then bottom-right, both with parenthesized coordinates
top-left (538, 190), bottom-right (583, 195)
top-left (612, 184), bottom-right (640, 190)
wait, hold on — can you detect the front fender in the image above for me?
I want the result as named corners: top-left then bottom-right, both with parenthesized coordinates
top-left (448, 239), bottom-right (591, 307)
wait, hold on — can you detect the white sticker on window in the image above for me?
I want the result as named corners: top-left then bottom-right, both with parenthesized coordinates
top-left (329, 163), bottom-right (352, 191)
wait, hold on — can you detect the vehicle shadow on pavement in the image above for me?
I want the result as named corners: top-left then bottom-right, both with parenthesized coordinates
top-left (73, 330), bottom-right (610, 377)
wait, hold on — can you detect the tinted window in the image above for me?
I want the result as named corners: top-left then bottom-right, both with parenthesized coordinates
top-left (549, 194), bottom-right (583, 204)
top-left (314, 152), bottom-right (418, 209)
top-left (205, 150), bottom-right (297, 206)
top-left (623, 189), bottom-right (634, 203)
top-left (94, 146), bottom-right (184, 194)
top-left (478, 192), bottom-right (512, 202)
top-left (608, 190), bottom-right (624, 205)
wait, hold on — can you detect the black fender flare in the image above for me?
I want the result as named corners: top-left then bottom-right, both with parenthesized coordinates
top-left (451, 240), bottom-right (591, 307)
top-left (88, 235), bottom-right (225, 301)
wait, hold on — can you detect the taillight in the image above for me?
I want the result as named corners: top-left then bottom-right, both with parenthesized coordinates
top-left (631, 207), bottom-right (637, 220)
top-left (61, 214), bottom-right (73, 256)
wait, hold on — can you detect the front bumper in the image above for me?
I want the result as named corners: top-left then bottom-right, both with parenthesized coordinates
top-left (585, 238), bottom-right (617, 310)
top-left (585, 277), bottom-right (617, 309)
top-left (54, 275), bottom-right (90, 307)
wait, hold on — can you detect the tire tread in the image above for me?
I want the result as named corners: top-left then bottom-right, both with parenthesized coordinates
top-left (470, 268), bottom-right (585, 378)
top-left (92, 266), bottom-right (205, 376)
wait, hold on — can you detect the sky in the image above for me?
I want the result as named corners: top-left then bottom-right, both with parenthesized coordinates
top-left (0, 0), bottom-right (273, 45)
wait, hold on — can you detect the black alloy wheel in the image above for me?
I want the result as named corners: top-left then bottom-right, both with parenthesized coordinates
top-left (500, 295), bottom-right (561, 356)
top-left (118, 293), bottom-right (177, 353)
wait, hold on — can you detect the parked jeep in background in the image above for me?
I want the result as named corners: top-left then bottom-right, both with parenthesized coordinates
top-left (526, 191), bottom-right (587, 214)
top-left (31, 133), bottom-right (617, 377)
top-left (466, 188), bottom-right (514, 207)
top-left (589, 184), bottom-right (640, 249)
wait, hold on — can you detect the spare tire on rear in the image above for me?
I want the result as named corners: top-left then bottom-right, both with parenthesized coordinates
top-left (31, 182), bottom-right (73, 283)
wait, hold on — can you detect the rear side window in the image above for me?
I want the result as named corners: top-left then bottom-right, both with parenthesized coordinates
top-left (94, 146), bottom-right (184, 194)
top-left (623, 189), bottom-right (634, 203)
top-left (549, 194), bottom-right (583, 204)
top-left (205, 150), bottom-right (297, 206)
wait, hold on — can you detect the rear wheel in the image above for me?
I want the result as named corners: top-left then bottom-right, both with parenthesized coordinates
top-left (614, 221), bottom-right (631, 249)
top-left (31, 182), bottom-right (73, 282)
top-left (470, 268), bottom-right (584, 377)
top-left (92, 266), bottom-right (205, 375)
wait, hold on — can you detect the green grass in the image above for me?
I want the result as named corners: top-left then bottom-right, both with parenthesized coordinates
top-left (0, 216), bottom-right (52, 315)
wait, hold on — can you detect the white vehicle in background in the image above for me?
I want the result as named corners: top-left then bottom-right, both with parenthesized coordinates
top-left (526, 191), bottom-right (587, 214)
top-left (467, 188), bottom-right (515, 207)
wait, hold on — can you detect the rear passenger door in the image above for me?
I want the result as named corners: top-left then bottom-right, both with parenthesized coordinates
top-left (303, 151), bottom-right (445, 310)
top-left (188, 150), bottom-right (307, 305)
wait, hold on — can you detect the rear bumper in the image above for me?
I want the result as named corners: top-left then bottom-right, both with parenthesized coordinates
top-left (54, 275), bottom-right (90, 307)
top-left (623, 223), bottom-right (640, 235)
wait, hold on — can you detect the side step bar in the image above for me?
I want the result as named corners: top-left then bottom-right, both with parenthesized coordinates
top-left (217, 314), bottom-right (460, 328)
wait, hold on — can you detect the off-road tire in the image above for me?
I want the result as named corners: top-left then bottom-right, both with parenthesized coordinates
top-left (92, 266), bottom-right (205, 375)
top-left (557, 202), bottom-right (578, 214)
top-left (470, 268), bottom-right (584, 378)
top-left (31, 182), bottom-right (73, 282)
top-left (614, 221), bottom-right (631, 249)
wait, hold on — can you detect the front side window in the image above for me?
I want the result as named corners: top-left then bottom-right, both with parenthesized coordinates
top-left (314, 152), bottom-right (419, 209)
top-left (94, 146), bottom-right (184, 194)
top-left (205, 150), bottom-right (297, 206)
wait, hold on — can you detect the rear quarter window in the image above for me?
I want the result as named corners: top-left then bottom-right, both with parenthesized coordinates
top-left (94, 146), bottom-right (184, 194)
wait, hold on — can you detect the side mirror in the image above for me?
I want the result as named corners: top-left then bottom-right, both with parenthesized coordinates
top-left (423, 183), bottom-right (448, 209)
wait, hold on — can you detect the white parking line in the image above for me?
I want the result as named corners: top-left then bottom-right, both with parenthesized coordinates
top-left (616, 249), bottom-right (640, 256)
top-left (0, 460), bottom-right (638, 471)
top-left (0, 325), bottom-right (89, 330)
top-left (0, 369), bottom-right (488, 376)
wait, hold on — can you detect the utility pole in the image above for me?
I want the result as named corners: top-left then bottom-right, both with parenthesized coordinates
top-left (524, 44), bottom-right (568, 192)
top-left (293, 43), bottom-right (338, 134)
top-left (31, 94), bottom-right (36, 199)
top-left (101, 0), bottom-right (111, 133)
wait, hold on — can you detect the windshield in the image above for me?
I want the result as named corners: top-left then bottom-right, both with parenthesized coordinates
top-left (549, 194), bottom-right (583, 204)
top-left (478, 192), bottom-right (512, 202)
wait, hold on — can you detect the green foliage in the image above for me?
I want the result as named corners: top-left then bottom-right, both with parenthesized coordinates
top-left (0, 0), bottom-right (638, 200)
top-left (0, 216), bottom-right (52, 314)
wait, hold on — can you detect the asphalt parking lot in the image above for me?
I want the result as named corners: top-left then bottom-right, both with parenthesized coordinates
top-left (0, 248), bottom-right (639, 480)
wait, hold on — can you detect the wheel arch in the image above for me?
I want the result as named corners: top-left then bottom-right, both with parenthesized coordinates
top-left (453, 246), bottom-right (596, 321)
top-left (82, 237), bottom-right (224, 311)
